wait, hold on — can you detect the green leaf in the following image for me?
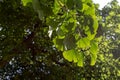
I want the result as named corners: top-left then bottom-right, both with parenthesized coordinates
top-left (63, 49), bottom-right (76, 62)
top-left (99, 54), bottom-right (104, 61)
top-left (66, 0), bottom-right (74, 9)
top-left (82, 4), bottom-right (89, 11)
top-left (56, 27), bottom-right (65, 39)
top-left (63, 49), bottom-right (84, 67)
top-left (22, 0), bottom-right (32, 6)
top-left (38, 10), bottom-right (44, 20)
top-left (63, 34), bottom-right (76, 50)
top-left (32, 0), bottom-right (46, 20)
top-left (90, 40), bottom-right (98, 54)
top-left (90, 40), bottom-right (98, 65)
top-left (53, 0), bottom-right (62, 14)
top-left (77, 52), bottom-right (84, 67)
top-left (92, 16), bottom-right (98, 33)
top-left (32, 0), bottom-right (40, 11)
top-left (75, 0), bottom-right (83, 10)
top-left (77, 37), bottom-right (90, 48)
top-left (53, 38), bottom-right (64, 51)
top-left (84, 6), bottom-right (95, 15)
top-left (46, 17), bottom-right (64, 30)
top-left (90, 53), bottom-right (97, 66)
top-left (86, 32), bottom-right (96, 40)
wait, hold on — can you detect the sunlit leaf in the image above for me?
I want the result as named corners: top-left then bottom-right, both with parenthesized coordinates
top-left (77, 52), bottom-right (84, 67)
top-left (53, 38), bottom-right (64, 51)
top-left (92, 16), bottom-right (98, 33)
top-left (63, 49), bottom-right (76, 62)
top-left (77, 37), bottom-right (90, 48)
top-left (63, 49), bottom-right (84, 67)
top-left (53, 0), bottom-right (62, 14)
top-left (90, 53), bottom-right (97, 66)
top-left (90, 40), bottom-right (98, 65)
top-left (22, 0), bottom-right (32, 6)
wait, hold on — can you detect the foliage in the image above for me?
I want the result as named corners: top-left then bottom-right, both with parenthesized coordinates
top-left (0, 0), bottom-right (120, 80)
top-left (98, 0), bottom-right (120, 58)
top-left (0, 0), bottom-right (38, 68)
top-left (22, 0), bottom-right (99, 66)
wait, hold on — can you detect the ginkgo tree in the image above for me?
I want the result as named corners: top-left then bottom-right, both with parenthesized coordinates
top-left (22, 0), bottom-right (99, 67)
top-left (0, 0), bottom-right (120, 79)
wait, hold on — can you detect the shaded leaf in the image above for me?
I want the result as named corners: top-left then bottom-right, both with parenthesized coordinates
top-left (63, 34), bottom-right (76, 50)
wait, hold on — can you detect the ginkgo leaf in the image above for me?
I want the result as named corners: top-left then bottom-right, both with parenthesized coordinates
top-left (90, 40), bottom-right (98, 54)
top-left (63, 49), bottom-right (76, 62)
top-left (90, 40), bottom-right (98, 65)
top-left (63, 49), bottom-right (84, 67)
top-left (77, 37), bottom-right (90, 48)
top-left (77, 52), bottom-right (84, 67)
top-left (63, 34), bottom-right (76, 50)
top-left (56, 27), bottom-right (65, 39)
top-left (90, 53), bottom-right (97, 66)
top-left (53, 38), bottom-right (64, 51)
top-left (22, 0), bottom-right (32, 6)
top-left (46, 0), bottom-right (98, 67)
top-left (53, 0), bottom-right (62, 14)
top-left (92, 16), bottom-right (98, 33)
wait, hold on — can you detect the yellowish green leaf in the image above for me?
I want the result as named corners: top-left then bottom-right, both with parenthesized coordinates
top-left (22, 0), bottom-right (32, 6)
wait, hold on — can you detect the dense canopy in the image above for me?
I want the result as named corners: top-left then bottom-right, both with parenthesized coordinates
top-left (0, 0), bottom-right (120, 79)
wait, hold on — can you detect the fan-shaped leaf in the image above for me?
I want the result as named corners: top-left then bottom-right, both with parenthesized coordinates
top-left (77, 52), bottom-right (84, 67)
top-left (77, 37), bottom-right (90, 48)
top-left (22, 0), bottom-right (32, 6)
